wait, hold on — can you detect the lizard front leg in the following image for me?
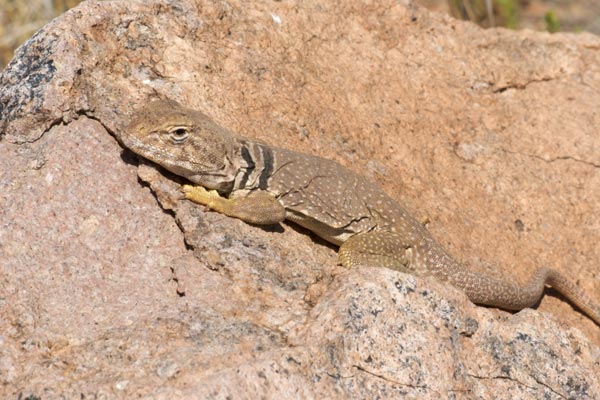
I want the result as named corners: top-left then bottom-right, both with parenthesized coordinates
top-left (182, 185), bottom-right (286, 225)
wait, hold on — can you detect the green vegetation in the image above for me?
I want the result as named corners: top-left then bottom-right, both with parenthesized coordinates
top-left (494, 0), bottom-right (519, 29)
top-left (544, 10), bottom-right (560, 33)
top-left (448, 0), bottom-right (563, 32)
top-left (448, 0), bottom-right (520, 29)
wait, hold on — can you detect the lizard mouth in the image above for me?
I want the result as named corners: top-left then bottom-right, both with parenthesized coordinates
top-left (118, 131), bottom-right (156, 157)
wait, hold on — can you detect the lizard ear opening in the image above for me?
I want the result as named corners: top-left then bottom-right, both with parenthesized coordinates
top-left (169, 126), bottom-right (190, 144)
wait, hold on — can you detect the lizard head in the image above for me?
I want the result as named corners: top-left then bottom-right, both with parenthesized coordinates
top-left (121, 99), bottom-right (239, 191)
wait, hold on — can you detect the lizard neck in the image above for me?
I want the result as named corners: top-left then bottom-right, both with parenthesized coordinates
top-left (230, 139), bottom-right (277, 193)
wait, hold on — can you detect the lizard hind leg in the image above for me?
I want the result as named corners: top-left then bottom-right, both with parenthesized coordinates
top-left (339, 231), bottom-right (600, 326)
top-left (338, 231), bottom-right (419, 274)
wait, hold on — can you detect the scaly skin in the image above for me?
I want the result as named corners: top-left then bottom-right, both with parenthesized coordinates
top-left (120, 99), bottom-right (600, 326)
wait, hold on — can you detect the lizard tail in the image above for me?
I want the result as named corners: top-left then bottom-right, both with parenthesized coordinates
top-left (543, 268), bottom-right (600, 326)
top-left (448, 265), bottom-right (600, 326)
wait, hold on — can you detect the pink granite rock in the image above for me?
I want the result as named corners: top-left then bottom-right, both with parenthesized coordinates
top-left (1, 0), bottom-right (598, 398)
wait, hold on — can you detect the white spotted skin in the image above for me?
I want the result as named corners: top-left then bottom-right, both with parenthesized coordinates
top-left (122, 99), bottom-right (600, 326)
top-left (252, 146), bottom-right (414, 244)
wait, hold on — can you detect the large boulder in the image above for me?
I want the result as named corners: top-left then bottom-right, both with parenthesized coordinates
top-left (1, 0), bottom-right (598, 398)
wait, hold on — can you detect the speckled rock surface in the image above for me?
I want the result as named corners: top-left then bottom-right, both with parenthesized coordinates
top-left (0, 0), bottom-right (598, 398)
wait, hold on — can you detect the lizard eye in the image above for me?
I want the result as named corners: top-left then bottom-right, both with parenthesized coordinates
top-left (169, 126), bottom-right (190, 143)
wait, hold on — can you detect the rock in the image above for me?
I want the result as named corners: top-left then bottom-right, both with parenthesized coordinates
top-left (1, 0), bottom-right (598, 398)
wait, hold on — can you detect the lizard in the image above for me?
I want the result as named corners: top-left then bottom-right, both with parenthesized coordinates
top-left (119, 98), bottom-right (600, 327)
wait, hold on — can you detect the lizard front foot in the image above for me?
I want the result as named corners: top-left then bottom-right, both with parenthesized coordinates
top-left (181, 185), bottom-right (286, 225)
top-left (182, 184), bottom-right (223, 209)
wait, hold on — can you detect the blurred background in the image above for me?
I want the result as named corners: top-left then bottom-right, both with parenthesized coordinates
top-left (0, 0), bottom-right (599, 70)
top-left (421, 0), bottom-right (600, 32)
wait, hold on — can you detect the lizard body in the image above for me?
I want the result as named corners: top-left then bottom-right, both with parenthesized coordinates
top-left (121, 99), bottom-right (600, 326)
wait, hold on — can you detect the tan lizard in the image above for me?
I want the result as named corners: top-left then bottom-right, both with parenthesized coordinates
top-left (120, 99), bottom-right (600, 326)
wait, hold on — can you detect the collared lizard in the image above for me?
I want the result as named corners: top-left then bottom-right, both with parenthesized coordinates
top-left (119, 99), bottom-right (600, 326)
